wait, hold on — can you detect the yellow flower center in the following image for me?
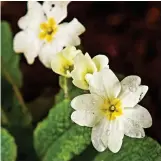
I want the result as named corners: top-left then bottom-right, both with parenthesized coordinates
top-left (59, 55), bottom-right (74, 77)
top-left (39, 18), bottom-right (58, 42)
top-left (101, 98), bottom-right (123, 120)
top-left (63, 64), bottom-right (74, 77)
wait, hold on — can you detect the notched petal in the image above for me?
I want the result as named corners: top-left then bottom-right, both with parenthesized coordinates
top-left (119, 84), bottom-right (149, 108)
top-left (43, 1), bottom-right (70, 24)
top-left (18, 1), bottom-right (45, 30)
top-left (71, 52), bottom-right (96, 90)
top-left (125, 104), bottom-right (152, 128)
top-left (13, 31), bottom-right (42, 64)
top-left (92, 54), bottom-right (109, 71)
top-left (124, 118), bottom-right (145, 138)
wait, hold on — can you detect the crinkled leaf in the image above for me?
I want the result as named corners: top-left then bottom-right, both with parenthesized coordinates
top-left (34, 99), bottom-right (91, 161)
top-left (43, 125), bottom-right (91, 161)
top-left (93, 136), bottom-right (161, 161)
top-left (1, 128), bottom-right (17, 161)
top-left (34, 79), bottom-right (91, 161)
top-left (34, 79), bottom-right (85, 159)
top-left (34, 100), bottom-right (73, 158)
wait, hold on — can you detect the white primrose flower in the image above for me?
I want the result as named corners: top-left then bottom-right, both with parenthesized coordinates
top-left (71, 52), bottom-right (109, 90)
top-left (51, 46), bottom-right (82, 77)
top-left (13, 1), bottom-right (85, 68)
top-left (71, 68), bottom-right (152, 153)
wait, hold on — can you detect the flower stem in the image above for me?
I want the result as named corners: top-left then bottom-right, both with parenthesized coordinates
top-left (2, 68), bottom-right (32, 125)
top-left (63, 77), bottom-right (69, 99)
top-left (59, 76), bottom-right (69, 99)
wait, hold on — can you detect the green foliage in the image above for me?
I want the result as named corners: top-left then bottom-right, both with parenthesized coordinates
top-left (43, 125), bottom-right (91, 161)
top-left (1, 78), bottom-right (31, 126)
top-left (34, 100), bottom-right (73, 158)
top-left (93, 136), bottom-right (161, 161)
top-left (1, 21), bottom-right (34, 161)
top-left (34, 76), bottom-right (88, 160)
top-left (34, 99), bottom-right (92, 161)
top-left (1, 21), bottom-right (32, 126)
top-left (1, 21), bottom-right (22, 87)
top-left (1, 128), bottom-right (17, 161)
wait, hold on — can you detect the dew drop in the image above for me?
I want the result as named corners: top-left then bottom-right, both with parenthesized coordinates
top-left (129, 85), bottom-right (137, 92)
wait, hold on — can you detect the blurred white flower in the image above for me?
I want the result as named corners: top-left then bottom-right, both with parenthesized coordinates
top-left (51, 46), bottom-right (82, 77)
top-left (13, 1), bottom-right (85, 68)
top-left (71, 53), bottom-right (109, 90)
top-left (71, 68), bottom-right (152, 153)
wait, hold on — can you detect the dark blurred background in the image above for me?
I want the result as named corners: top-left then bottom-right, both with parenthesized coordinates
top-left (1, 1), bottom-right (161, 143)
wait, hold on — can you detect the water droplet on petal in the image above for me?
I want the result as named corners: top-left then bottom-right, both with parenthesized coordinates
top-left (129, 85), bottom-right (137, 92)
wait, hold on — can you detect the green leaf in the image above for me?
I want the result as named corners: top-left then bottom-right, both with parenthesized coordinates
top-left (1, 128), bottom-right (17, 161)
top-left (1, 21), bottom-right (34, 161)
top-left (1, 77), bottom-right (31, 126)
top-left (93, 136), bottom-right (161, 161)
top-left (34, 99), bottom-right (91, 161)
top-left (1, 21), bottom-right (22, 87)
top-left (1, 21), bottom-right (32, 126)
top-left (34, 78), bottom-right (89, 161)
top-left (43, 125), bottom-right (91, 161)
top-left (34, 100), bottom-right (73, 158)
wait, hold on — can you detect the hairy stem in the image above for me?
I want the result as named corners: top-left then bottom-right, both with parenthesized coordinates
top-left (59, 76), bottom-right (70, 99)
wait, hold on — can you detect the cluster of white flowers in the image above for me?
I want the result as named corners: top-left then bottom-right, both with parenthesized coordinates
top-left (14, 1), bottom-right (152, 153)
top-left (14, 1), bottom-right (85, 68)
